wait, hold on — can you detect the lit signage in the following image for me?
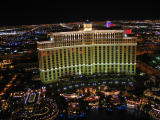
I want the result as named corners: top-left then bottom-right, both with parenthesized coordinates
top-left (106, 21), bottom-right (115, 28)
top-left (126, 29), bottom-right (132, 34)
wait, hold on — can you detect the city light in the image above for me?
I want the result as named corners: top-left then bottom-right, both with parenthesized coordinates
top-left (0, 19), bottom-right (160, 120)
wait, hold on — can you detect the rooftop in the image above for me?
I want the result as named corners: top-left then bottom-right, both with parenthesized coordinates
top-left (49, 30), bottom-right (125, 36)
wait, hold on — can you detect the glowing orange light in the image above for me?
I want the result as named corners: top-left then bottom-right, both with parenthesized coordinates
top-left (42, 52), bottom-right (46, 56)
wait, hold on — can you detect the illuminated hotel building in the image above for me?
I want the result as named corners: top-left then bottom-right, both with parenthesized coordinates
top-left (37, 23), bottom-right (137, 84)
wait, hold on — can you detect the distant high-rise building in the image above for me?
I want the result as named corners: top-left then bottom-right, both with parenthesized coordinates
top-left (37, 23), bottom-right (137, 84)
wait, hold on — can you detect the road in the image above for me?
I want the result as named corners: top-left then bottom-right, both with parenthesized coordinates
top-left (0, 74), bottom-right (17, 99)
top-left (137, 60), bottom-right (160, 77)
top-left (137, 45), bottom-right (160, 56)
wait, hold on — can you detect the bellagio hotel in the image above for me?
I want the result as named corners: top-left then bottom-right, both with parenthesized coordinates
top-left (37, 23), bottom-right (137, 84)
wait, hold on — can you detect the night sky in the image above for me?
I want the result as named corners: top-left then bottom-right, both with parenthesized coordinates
top-left (0, 1), bottom-right (159, 26)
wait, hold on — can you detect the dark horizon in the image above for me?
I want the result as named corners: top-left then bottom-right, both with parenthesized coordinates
top-left (0, 2), bottom-right (159, 26)
top-left (1, 14), bottom-right (160, 27)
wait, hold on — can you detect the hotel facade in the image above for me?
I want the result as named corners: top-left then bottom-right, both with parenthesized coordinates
top-left (37, 23), bottom-right (137, 84)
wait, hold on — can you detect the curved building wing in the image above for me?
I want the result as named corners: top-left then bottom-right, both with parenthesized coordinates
top-left (37, 23), bottom-right (137, 84)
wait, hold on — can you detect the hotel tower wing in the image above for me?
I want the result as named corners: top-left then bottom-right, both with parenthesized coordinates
top-left (37, 23), bottom-right (137, 84)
